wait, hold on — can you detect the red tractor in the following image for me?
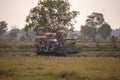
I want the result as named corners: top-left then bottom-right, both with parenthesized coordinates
top-left (35, 30), bottom-right (78, 55)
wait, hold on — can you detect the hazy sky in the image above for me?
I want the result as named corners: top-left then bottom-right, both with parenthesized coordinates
top-left (0, 0), bottom-right (120, 30)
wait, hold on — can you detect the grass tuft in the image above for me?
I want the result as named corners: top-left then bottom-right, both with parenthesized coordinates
top-left (57, 71), bottom-right (79, 80)
top-left (0, 68), bottom-right (16, 77)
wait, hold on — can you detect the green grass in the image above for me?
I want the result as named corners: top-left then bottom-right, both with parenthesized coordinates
top-left (0, 56), bottom-right (120, 80)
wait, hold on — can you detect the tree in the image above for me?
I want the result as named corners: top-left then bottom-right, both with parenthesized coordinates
top-left (0, 21), bottom-right (8, 37)
top-left (86, 12), bottom-right (104, 27)
top-left (9, 28), bottom-right (20, 40)
top-left (98, 23), bottom-right (112, 40)
top-left (85, 12), bottom-right (104, 42)
top-left (25, 0), bottom-right (79, 32)
top-left (17, 28), bottom-right (36, 41)
top-left (80, 25), bottom-right (94, 41)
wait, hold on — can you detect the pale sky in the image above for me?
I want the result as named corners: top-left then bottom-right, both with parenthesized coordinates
top-left (0, 0), bottom-right (120, 30)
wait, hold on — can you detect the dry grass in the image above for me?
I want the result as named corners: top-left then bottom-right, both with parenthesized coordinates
top-left (0, 40), bottom-right (35, 52)
top-left (0, 40), bottom-right (120, 80)
top-left (0, 56), bottom-right (120, 80)
top-left (0, 40), bottom-right (120, 57)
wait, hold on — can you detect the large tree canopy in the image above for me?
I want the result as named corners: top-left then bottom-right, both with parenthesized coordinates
top-left (25, 0), bottom-right (79, 32)
top-left (80, 12), bottom-right (112, 41)
top-left (84, 12), bottom-right (104, 42)
top-left (86, 12), bottom-right (104, 28)
top-left (80, 25), bottom-right (94, 40)
top-left (98, 23), bottom-right (112, 40)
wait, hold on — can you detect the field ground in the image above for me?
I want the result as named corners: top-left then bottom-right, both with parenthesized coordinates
top-left (0, 40), bottom-right (120, 57)
top-left (0, 40), bottom-right (120, 80)
top-left (0, 56), bottom-right (120, 80)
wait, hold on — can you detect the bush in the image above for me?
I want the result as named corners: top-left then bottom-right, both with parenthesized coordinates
top-left (110, 36), bottom-right (118, 48)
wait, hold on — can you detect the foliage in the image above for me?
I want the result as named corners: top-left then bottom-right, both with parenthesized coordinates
top-left (86, 12), bottom-right (104, 26)
top-left (25, 0), bottom-right (79, 32)
top-left (80, 25), bottom-right (94, 40)
top-left (98, 23), bottom-right (112, 40)
top-left (81, 12), bottom-right (112, 41)
top-left (0, 21), bottom-right (8, 37)
top-left (110, 35), bottom-right (118, 48)
top-left (9, 28), bottom-right (20, 40)
top-left (84, 12), bottom-right (105, 42)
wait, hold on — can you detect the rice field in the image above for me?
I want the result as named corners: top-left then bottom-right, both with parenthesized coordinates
top-left (0, 56), bottom-right (120, 80)
top-left (0, 40), bottom-right (120, 80)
